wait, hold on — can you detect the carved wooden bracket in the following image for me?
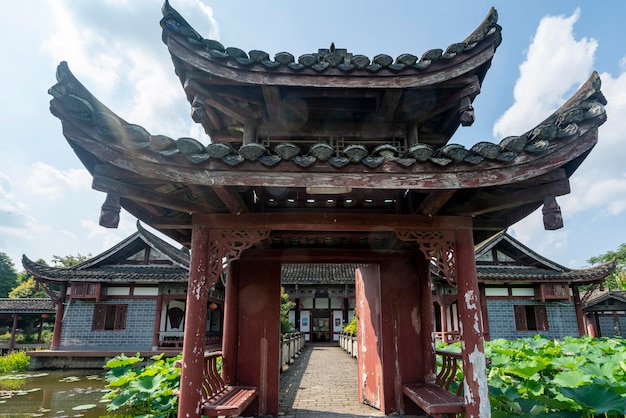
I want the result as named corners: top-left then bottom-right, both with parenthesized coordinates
top-left (99, 193), bottom-right (121, 228)
top-left (459, 96), bottom-right (475, 127)
top-left (542, 195), bottom-right (563, 230)
top-left (395, 230), bottom-right (457, 286)
top-left (191, 93), bottom-right (207, 124)
top-left (207, 229), bottom-right (270, 287)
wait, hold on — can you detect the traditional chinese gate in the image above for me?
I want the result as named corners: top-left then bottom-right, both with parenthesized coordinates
top-left (177, 215), bottom-right (488, 416)
top-left (46, 3), bottom-right (608, 418)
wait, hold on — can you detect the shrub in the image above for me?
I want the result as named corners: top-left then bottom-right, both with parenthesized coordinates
top-left (343, 315), bottom-right (356, 334)
top-left (0, 350), bottom-right (30, 373)
top-left (102, 352), bottom-right (182, 418)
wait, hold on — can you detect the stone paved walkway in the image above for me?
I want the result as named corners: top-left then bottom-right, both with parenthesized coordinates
top-left (277, 343), bottom-right (422, 418)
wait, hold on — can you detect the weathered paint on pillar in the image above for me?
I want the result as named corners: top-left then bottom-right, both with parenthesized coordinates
top-left (355, 265), bottom-right (383, 410)
top-left (479, 285), bottom-right (490, 341)
top-left (51, 282), bottom-right (67, 350)
top-left (415, 256), bottom-right (435, 386)
top-left (236, 257), bottom-right (281, 416)
top-left (221, 262), bottom-right (239, 385)
top-left (455, 228), bottom-right (490, 418)
top-left (571, 284), bottom-right (587, 336)
top-left (178, 225), bottom-right (210, 418)
top-left (357, 259), bottom-right (426, 415)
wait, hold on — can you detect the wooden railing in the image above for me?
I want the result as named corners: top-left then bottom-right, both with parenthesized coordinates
top-left (338, 331), bottom-right (357, 358)
top-left (279, 332), bottom-right (305, 372)
top-left (157, 331), bottom-right (222, 350)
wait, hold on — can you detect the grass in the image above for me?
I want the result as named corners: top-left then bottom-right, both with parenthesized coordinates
top-left (0, 351), bottom-right (30, 373)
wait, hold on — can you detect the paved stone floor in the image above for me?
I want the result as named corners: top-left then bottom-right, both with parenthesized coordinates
top-left (276, 343), bottom-right (422, 418)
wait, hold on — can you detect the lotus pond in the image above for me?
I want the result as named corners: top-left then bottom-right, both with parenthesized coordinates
top-left (0, 370), bottom-right (110, 418)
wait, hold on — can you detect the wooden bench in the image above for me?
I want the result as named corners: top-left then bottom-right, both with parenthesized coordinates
top-left (402, 350), bottom-right (465, 418)
top-left (199, 351), bottom-right (258, 417)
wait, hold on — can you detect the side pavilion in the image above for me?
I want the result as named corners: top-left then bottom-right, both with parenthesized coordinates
top-left (46, 3), bottom-right (607, 417)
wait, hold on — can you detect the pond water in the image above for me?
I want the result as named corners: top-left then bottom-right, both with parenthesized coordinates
top-left (0, 370), bottom-right (111, 418)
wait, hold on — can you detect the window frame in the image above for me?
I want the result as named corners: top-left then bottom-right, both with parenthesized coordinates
top-left (514, 304), bottom-right (548, 332)
top-left (92, 303), bottom-right (128, 331)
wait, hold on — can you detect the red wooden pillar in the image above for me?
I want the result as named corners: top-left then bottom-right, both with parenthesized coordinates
top-left (222, 262), bottom-right (239, 385)
top-left (9, 314), bottom-right (18, 351)
top-left (418, 258), bottom-right (435, 385)
top-left (178, 225), bottom-right (209, 418)
top-left (479, 285), bottom-right (490, 341)
top-left (439, 301), bottom-right (447, 342)
top-left (455, 228), bottom-right (490, 418)
top-left (357, 258), bottom-right (426, 415)
top-left (50, 282), bottom-right (67, 350)
top-left (152, 294), bottom-right (164, 350)
top-left (236, 257), bottom-right (281, 416)
top-left (571, 284), bottom-right (587, 336)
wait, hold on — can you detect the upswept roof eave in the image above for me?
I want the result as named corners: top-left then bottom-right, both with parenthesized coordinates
top-left (500, 233), bottom-right (568, 271)
top-left (22, 254), bottom-right (189, 284)
top-left (136, 221), bottom-right (190, 269)
top-left (160, 3), bottom-right (502, 87)
top-left (48, 63), bottom-right (606, 186)
top-left (477, 259), bottom-right (615, 284)
top-left (474, 229), bottom-right (508, 257)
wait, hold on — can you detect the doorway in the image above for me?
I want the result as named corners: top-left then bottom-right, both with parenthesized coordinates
top-left (312, 315), bottom-right (330, 342)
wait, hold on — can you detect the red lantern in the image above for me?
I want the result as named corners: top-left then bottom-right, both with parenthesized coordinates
top-left (41, 314), bottom-right (50, 319)
top-left (209, 302), bottom-right (218, 310)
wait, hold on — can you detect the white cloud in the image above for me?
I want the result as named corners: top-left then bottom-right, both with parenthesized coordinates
top-left (23, 162), bottom-right (91, 200)
top-left (502, 9), bottom-right (626, 266)
top-left (493, 9), bottom-right (597, 138)
top-left (41, 0), bottom-right (122, 92)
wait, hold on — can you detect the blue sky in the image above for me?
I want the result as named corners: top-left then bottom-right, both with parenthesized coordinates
top-left (1, 0), bottom-right (625, 271)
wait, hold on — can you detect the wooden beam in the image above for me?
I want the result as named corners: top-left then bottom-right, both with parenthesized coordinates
top-left (150, 216), bottom-right (193, 229)
top-left (414, 190), bottom-right (456, 216)
top-left (378, 89), bottom-right (402, 121)
top-left (451, 179), bottom-right (571, 216)
top-left (257, 120), bottom-right (405, 139)
top-left (262, 86), bottom-right (283, 122)
top-left (92, 175), bottom-right (219, 214)
top-left (210, 185), bottom-right (249, 215)
top-left (185, 79), bottom-right (258, 123)
top-left (192, 212), bottom-right (472, 231)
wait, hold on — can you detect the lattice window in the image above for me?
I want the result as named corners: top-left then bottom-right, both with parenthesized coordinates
top-left (71, 282), bottom-right (102, 299)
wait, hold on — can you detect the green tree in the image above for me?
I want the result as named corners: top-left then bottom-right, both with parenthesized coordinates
top-left (280, 286), bottom-right (295, 334)
top-left (51, 253), bottom-right (90, 267)
top-left (588, 243), bottom-right (626, 290)
top-left (9, 278), bottom-right (48, 299)
top-left (0, 252), bottom-right (18, 297)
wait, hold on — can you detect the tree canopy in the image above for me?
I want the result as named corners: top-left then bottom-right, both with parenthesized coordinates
top-left (0, 252), bottom-right (18, 297)
top-left (588, 243), bottom-right (626, 290)
top-left (51, 253), bottom-right (91, 267)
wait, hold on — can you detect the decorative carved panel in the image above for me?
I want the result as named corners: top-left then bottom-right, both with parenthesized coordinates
top-left (395, 230), bottom-right (456, 286)
top-left (207, 229), bottom-right (270, 286)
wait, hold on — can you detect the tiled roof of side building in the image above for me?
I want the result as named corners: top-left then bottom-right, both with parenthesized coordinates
top-left (0, 298), bottom-right (56, 314)
top-left (281, 264), bottom-right (368, 285)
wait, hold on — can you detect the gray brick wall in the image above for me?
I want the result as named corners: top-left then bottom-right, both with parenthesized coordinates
top-left (60, 298), bottom-right (157, 351)
top-left (486, 299), bottom-right (580, 340)
top-left (597, 314), bottom-right (626, 337)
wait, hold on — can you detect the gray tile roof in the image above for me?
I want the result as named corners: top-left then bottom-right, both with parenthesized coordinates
top-left (0, 298), bottom-right (56, 314)
top-left (161, 3), bottom-right (501, 75)
top-left (281, 264), bottom-right (367, 285)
